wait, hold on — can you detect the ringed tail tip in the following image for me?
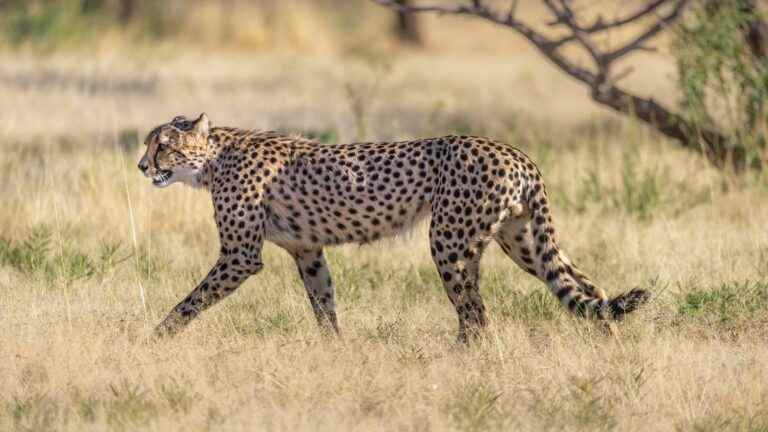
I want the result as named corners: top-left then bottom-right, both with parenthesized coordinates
top-left (608, 288), bottom-right (650, 320)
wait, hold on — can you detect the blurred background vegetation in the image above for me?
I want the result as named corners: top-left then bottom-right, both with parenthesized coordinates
top-left (1, 4), bottom-right (768, 430)
top-left (0, 0), bottom-right (378, 52)
top-left (0, 0), bottom-right (765, 172)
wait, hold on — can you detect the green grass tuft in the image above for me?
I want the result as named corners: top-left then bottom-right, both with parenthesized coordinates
top-left (677, 281), bottom-right (768, 324)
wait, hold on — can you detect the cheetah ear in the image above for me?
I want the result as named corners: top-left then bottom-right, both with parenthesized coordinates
top-left (194, 113), bottom-right (210, 136)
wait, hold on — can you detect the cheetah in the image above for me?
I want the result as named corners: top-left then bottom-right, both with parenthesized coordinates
top-left (138, 113), bottom-right (649, 341)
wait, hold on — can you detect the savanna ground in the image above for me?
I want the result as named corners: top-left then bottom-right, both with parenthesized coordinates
top-left (2, 2), bottom-right (768, 431)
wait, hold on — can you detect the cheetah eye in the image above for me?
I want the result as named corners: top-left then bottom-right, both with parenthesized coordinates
top-left (177, 121), bottom-right (192, 130)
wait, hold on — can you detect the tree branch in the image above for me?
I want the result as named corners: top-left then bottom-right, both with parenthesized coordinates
top-left (372, 0), bottom-right (743, 170)
top-left (591, 86), bottom-right (741, 169)
top-left (542, 0), bottom-right (606, 71)
top-left (371, 0), bottom-right (474, 16)
top-left (547, 0), bottom-right (669, 32)
top-left (372, 0), bottom-right (597, 84)
top-left (546, 0), bottom-right (673, 49)
top-left (601, 0), bottom-right (690, 66)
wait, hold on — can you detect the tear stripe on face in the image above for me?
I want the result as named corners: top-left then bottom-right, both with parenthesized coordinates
top-left (146, 130), bottom-right (162, 172)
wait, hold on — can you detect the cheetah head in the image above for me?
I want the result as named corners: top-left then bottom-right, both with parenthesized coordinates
top-left (138, 113), bottom-right (211, 188)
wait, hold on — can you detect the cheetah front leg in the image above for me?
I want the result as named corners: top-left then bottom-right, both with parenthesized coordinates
top-left (154, 254), bottom-right (264, 337)
top-left (290, 249), bottom-right (339, 335)
top-left (155, 207), bottom-right (266, 337)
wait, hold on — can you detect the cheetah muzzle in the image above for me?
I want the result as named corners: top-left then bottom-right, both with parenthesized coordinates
top-left (152, 169), bottom-right (173, 187)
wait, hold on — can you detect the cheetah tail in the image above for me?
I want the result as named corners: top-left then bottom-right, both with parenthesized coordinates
top-left (527, 187), bottom-right (650, 320)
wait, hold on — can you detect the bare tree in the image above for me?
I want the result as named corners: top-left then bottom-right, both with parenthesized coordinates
top-left (372, 0), bottom-right (755, 170)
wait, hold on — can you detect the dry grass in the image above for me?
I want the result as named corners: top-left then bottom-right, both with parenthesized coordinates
top-left (2, 4), bottom-right (768, 431)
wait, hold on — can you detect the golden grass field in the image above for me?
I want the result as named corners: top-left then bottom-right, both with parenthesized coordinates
top-left (1, 2), bottom-right (768, 431)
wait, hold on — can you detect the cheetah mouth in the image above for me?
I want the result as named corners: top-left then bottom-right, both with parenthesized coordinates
top-left (152, 170), bottom-right (173, 187)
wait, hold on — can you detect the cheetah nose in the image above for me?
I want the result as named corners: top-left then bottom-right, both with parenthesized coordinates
top-left (138, 161), bottom-right (148, 172)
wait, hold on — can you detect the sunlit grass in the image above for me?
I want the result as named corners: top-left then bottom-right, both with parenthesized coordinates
top-left (1, 36), bottom-right (767, 431)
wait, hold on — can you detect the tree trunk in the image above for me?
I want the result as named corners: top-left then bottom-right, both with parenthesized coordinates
top-left (394, 0), bottom-right (423, 45)
top-left (118, 0), bottom-right (136, 25)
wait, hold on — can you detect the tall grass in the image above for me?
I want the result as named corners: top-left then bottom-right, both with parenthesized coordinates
top-left (1, 9), bottom-right (767, 430)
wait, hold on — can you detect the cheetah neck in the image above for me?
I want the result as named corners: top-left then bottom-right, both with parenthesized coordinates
top-left (196, 127), bottom-right (233, 189)
top-left (197, 127), bottom-right (288, 190)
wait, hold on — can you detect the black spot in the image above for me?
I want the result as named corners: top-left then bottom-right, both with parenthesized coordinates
top-left (541, 249), bottom-right (555, 262)
top-left (546, 269), bottom-right (560, 281)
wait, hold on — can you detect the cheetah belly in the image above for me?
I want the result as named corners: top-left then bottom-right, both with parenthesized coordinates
top-left (264, 196), bottom-right (432, 250)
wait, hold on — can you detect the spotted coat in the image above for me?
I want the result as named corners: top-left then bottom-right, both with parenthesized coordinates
top-left (138, 114), bottom-right (648, 341)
